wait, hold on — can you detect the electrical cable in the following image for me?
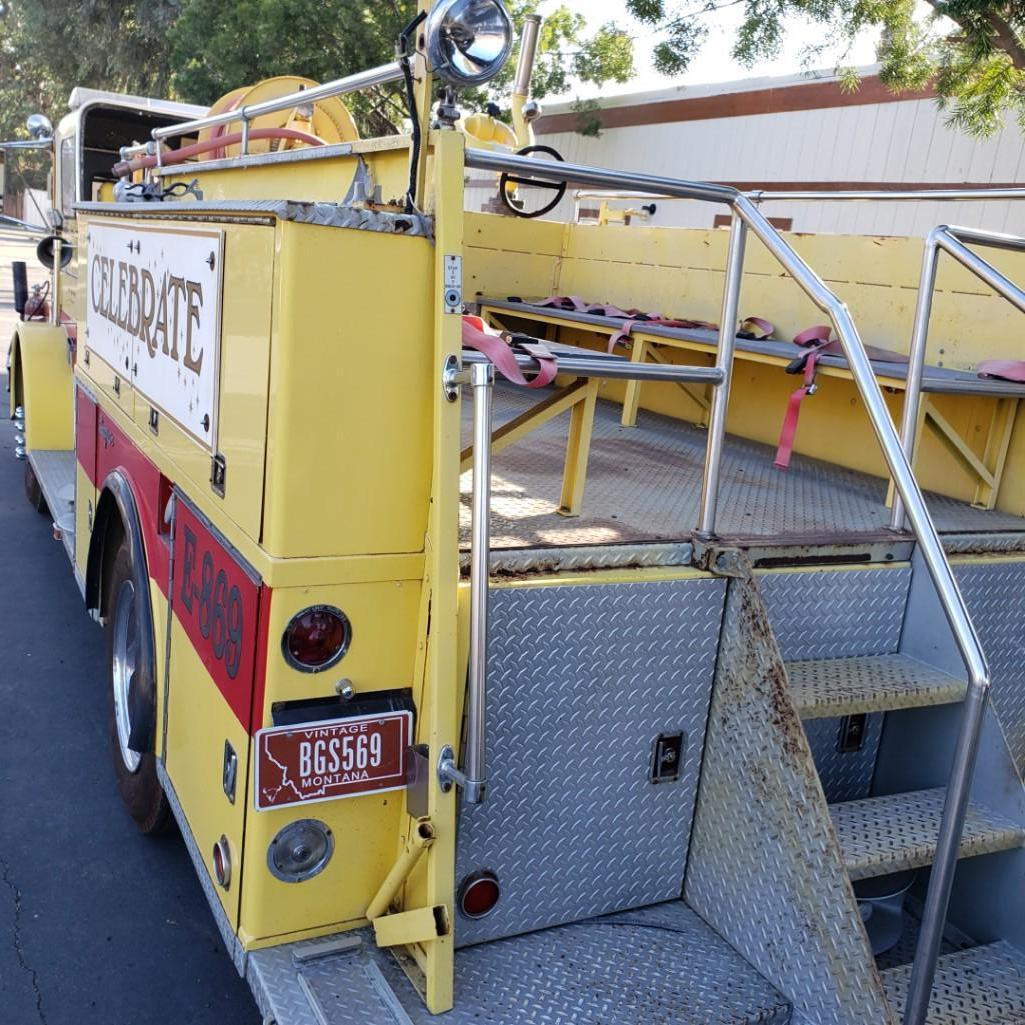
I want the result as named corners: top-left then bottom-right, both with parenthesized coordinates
top-left (397, 10), bottom-right (428, 214)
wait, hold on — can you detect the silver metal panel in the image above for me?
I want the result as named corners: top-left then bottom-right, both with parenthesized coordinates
top-left (760, 566), bottom-right (910, 803)
top-left (831, 787), bottom-right (1025, 881)
top-left (246, 904), bottom-right (790, 1025)
top-left (685, 572), bottom-right (894, 1025)
top-left (803, 714), bottom-right (885, 804)
top-left (787, 655), bottom-right (966, 719)
top-left (455, 575), bottom-right (726, 945)
top-left (881, 942), bottom-right (1025, 1025)
top-left (29, 448), bottom-right (77, 561)
top-left (758, 566), bottom-right (911, 661)
top-left (248, 934), bottom-right (410, 1025)
top-left (951, 560), bottom-right (1025, 775)
top-left (458, 383), bottom-right (1025, 551)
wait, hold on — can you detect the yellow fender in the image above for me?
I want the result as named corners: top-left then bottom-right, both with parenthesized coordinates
top-left (7, 322), bottom-right (74, 451)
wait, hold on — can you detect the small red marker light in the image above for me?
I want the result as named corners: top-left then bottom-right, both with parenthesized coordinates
top-left (458, 870), bottom-right (500, 919)
top-left (282, 605), bottom-right (350, 672)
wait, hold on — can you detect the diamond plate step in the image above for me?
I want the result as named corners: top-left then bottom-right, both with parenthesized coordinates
top-left (248, 903), bottom-right (792, 1025)
top-left (882, 941), bottom-right (1025, 1024)
top-left (787, 654), bottom-right (966, 719)
top-left (831, 788), bottom-right (1025, 881)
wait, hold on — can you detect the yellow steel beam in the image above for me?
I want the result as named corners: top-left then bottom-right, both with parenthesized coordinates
top-left (403, 128), bottom-right (465, 1014)
top-left (974, 397), bottom-right (1018, 509)
top-left (458, 378), bottom-right (593, 471)
top-left (559, 378), bottom-right (599, 516)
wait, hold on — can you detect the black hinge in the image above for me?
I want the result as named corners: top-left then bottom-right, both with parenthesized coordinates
top-left (210, 453), bottom-right (226, 497)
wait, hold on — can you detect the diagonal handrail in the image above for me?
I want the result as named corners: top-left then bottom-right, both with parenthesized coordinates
top-left (464, 147), bottom-right (992, 1025)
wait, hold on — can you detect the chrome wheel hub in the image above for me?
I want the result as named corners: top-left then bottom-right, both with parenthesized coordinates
top-left (111, 578), bottom-right (142, 773)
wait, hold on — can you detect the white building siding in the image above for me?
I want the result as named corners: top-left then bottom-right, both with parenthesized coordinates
top-left (470, 68), bottom-right (1025, 238)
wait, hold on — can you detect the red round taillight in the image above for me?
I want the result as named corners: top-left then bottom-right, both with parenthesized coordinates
top-left (458, 870), bottom-right (500, 919)
top-left (282, 605), bottom-right (351, 672)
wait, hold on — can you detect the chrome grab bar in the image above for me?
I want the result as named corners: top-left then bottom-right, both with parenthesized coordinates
top-left (119, 62), bottom-right (405, 161)
top-left (573, 187), bottom-right (1025, 209)
top-left (459, 349), bottom-right (726, 384)
top-left (892, 225), bottom-right (1025, 532)
top-left (441, 352), bottom-right (727, 806)
top-left (464, 146), bottom-right (991, 1025)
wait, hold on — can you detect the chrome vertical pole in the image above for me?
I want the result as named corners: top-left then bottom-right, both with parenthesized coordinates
top-left (891, 230), bottom-right (940, 531)
top-left (240, 116), bottom-right (251, 157)
top-left (49, 238), bottom-right (61, 327)
top-left (902, 682), bottom-right (988, 1025)
top-left (697, 211), bottom-right (747, 536)
top-left (463, 360), bottom-right (494, 805)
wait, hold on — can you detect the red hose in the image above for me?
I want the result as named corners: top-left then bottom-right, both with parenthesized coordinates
top-left (112, 127), bottom-right (324, 176)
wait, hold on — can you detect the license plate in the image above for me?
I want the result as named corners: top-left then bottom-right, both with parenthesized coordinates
top-left (254, 711), bottom-right (413, 811)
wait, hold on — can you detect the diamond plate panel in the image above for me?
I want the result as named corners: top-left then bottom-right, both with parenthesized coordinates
top-left (882, 942), bottom-right (1025, 1025)
top-left (455, 575), bottom-right (726, 946)
top-left (248, 936), bottom-right (409, 1025)
top-left (803, 713), bottom-right (884, 804)
top-left (685, 572), bottom-right (894, 1025)
top-left (245, 905), bottom-right (791, 1025)
top-left (382, 901), bottom-right (791, 1025)
top-left (787, 655), bottom-right (966, 719)
top-left (758, 566), bottom-right (912, 662)
top-left (953, 561), bottom-right (1025, 775)
top-left (831, 788), bottom-right (1025, 882)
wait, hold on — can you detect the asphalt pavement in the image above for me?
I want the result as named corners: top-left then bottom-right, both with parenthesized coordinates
top-left (0, 241), bottom-right (258, 1024)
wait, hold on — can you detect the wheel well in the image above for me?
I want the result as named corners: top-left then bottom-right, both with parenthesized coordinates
top-left (86, 487), bottom-right (127, 615)
top-left (7, 332), bottom-right (24, 416)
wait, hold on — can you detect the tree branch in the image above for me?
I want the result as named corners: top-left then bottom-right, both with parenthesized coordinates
top-left (924, 0), bottom-right (1025, 69)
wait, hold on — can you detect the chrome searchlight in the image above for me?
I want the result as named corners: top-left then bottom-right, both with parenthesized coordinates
top-left (426, 0), bottom-right (513, 87)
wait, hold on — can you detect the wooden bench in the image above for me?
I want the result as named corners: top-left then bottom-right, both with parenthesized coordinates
top-left (480, 297), bottom-right (1025, 511)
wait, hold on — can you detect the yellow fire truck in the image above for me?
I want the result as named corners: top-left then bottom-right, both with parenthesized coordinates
top-left (6, 2), bottom-right (1025, 1023)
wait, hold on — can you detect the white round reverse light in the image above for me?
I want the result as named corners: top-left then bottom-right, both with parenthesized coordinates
top-left (426, 0), bottom-right (513, 87)
top-left (267, 819), bottom-right (334, 883)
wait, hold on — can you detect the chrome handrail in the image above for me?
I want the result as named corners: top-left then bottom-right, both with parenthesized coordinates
top-left (118, 63), bottom-right (406, 162)
top-left (574, 187), bottom-right (1025, 210)
top-left (892, 225), bottom-right (1025, 531)
top-left (465, 146), bottom-right (991, 1025)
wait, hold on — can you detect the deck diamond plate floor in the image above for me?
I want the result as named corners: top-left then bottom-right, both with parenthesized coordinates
top-left (250, 902), bottom-right (791, 1025)
top-left (460, 385), bottom-right (1025, 549)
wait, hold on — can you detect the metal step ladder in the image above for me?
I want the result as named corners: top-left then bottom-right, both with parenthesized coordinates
top-left (785, 651), bottom-right (1025, 1022)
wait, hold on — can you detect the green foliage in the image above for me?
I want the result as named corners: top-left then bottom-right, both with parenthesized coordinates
top-left (2, 0), bottom-right (1023, 147)
top-left (627, 0), bottom-right (1025, 137)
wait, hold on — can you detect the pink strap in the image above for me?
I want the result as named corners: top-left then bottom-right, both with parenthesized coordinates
top-left (608, 320), bottom-right (636, 352)
top-left (775, 350), bottom-right (820, 469)
top-left (977, 360), bottom-right (1025, 383)
top-left (794, 325), bottom-right (832, 347)
top-left (740, 316), bottom-right (774, 339)
top-left (461, 316), bottom-right (558, 389)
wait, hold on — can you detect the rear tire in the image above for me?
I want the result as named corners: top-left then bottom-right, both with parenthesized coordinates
top-left (105, 539), bottom-right (171, 835)
top-left (23, 463), bottom-right (48, 515)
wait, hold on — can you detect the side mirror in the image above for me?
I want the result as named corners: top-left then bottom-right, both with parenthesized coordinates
top-left (26, 114), bottom-right (53, 141)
